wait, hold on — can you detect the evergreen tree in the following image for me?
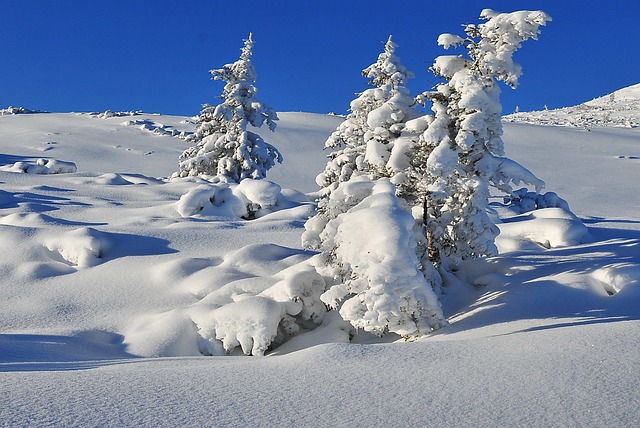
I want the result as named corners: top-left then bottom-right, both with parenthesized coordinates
top-left (176, 34), bottom-right (281, 182)
top-left (303, 37), bottom-right (446, 338)
top-left (315, 36), bottom-right (416, 197)
top-left (309, 36), bottom-right (419, 249)
top-left (418, 9), bottom-right (550, 269)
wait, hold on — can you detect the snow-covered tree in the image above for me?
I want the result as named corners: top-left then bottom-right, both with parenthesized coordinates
top-left (315, 36), bottom-right (417, 196)
top-left (305, 178), bottom-right (446, 338)
top-left (311, 35), bottom-right (421, 250)
top-left (304, 38), bottom-right (446, 338)
top-left (416, 9), bottom-right (550, 269)
top-left (175, 34), bottom-right (281, 182)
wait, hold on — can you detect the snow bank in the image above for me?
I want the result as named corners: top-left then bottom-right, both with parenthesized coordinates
top-left (1, 158), bottom-right (77, 174)
top-left (125, 245), bottom-right (328, 356)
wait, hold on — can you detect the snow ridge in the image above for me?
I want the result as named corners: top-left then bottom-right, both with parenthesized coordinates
top-left (504, 83), bottom-right (640, 128)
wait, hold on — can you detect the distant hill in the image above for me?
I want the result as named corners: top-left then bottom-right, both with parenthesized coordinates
top-left (504, 83), bottom-right (640, 128)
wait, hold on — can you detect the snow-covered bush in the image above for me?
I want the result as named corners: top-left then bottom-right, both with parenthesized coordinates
top-left (194, 262), bottom-right (327, 356)
top-left (502, 188), bottom-right (570, 214)
top-left (497, 208), bottom-right (589, 250)
top-left (43, 227), bottom-right (110, 268)
top-left (126, 252), bottom-right (328, 357)
top-left (175, 34), bottom-right (282, 181)
top-left (416, 9), bottom-right (550, 268)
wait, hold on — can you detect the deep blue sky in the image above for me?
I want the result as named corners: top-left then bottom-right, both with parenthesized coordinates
top-left (2, 1), bottom-right (638, 116)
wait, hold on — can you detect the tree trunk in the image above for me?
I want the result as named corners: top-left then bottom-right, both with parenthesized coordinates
top-left (423, 196), bottom-right (437, 263)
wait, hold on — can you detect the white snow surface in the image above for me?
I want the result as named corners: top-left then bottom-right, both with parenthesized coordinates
top-left (504, 82), bottom-right (640, 128)
top-left (1, 105), bottom-right (640, 426)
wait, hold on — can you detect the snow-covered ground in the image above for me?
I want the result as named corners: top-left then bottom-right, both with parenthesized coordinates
top-left (1, 100), bottom-right (639, 426)
top-left (504, 83), bottom-right (640, 129)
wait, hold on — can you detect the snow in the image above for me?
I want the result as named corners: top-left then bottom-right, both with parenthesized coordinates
top-left (311, 179), bottom-right (446, 336)
top-left (504, 83), bottom-right (640, 128)
top-left (1, 95), bottom-right (640, 425)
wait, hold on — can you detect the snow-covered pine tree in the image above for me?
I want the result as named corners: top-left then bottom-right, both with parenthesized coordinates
top-left (308, 178), bottom-right (447, 338)
top-left (307, 36), bottom-right (419, 249)
top-left (303, 37), bottom-right (446, 338)
top-left (315, 36), bottom-right (417, 198)
top-left (418, 9), bottom-right (550, 269)
top-left (175, 34), bottom-right (282, 182)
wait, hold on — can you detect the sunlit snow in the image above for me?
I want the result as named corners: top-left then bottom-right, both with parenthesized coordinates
top-left (1, 100), bottom-right (639, 425)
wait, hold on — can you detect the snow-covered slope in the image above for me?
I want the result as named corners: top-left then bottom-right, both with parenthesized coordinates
top-left (504, 83), bottom-right (640, 128)
top-left (1, 110), bottom-right (639, 426)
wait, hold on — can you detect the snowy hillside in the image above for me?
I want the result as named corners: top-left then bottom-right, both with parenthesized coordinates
top-left (1, 108), bottom-right (639, 426)
top-left (504, 83), bottom-right (640, 128)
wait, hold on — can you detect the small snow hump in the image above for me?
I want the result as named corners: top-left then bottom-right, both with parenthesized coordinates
top-left (43, 227), bottom-right (110, 268)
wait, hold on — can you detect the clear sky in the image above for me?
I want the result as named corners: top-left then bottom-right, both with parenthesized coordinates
top-left (2, 1), bottom-right (639, 116)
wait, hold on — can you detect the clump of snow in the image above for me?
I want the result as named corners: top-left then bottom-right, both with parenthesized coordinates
top-left (175, 178), bottom-right (296, 220)
top-left (198, 296), bottom-right (286, 356)
top-left (497, 207), bottom-right (590, 251)
top-left (0, 106), bottom-right (47, 115)
top-left (589, 263), bottom-right (640, 297)
top-left (0, 158), bottom-right (77, 174)
top-left (43, 227), bottom-right (110, 267)
top-left (89, 110), bottom-right (143, 119)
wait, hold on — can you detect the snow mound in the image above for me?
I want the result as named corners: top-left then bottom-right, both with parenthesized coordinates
top-left (497, 207), bottom-right (590, 251)
top-left (93, 173), bottom-right (134, 185)
top-left (123, 309), bottom-right (207, 357)
top-left (0, 158), bottom-right (77, 174)
top-left (589, 262), bottom-right (640, 297)
top-left (176, 178), bottom-right (305, 220)
top-left (125, 244), bottom-right (327, 356)
top-left (43, 227), bottom-right (110, 267)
